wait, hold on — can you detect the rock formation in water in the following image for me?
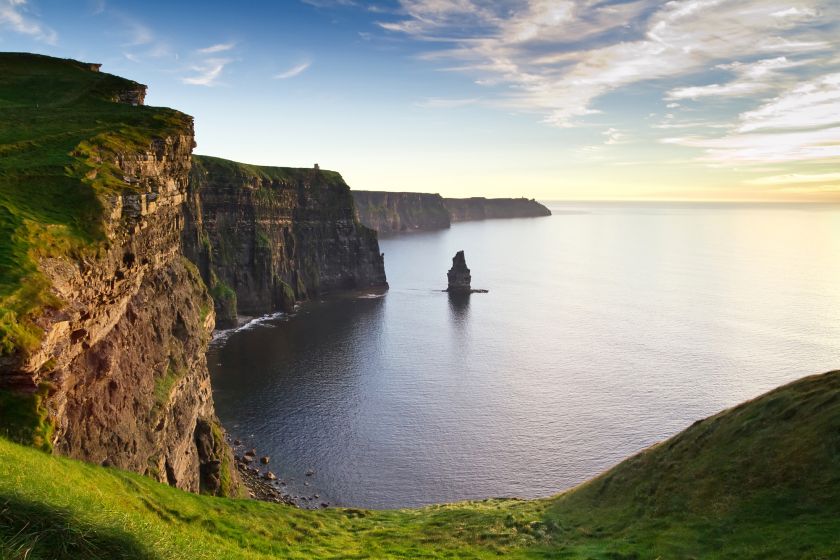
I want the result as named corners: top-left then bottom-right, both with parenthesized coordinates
top-left (443, 197), bottom-right (551, 222)
top-left (181, 156), bottom-right (388, 328)
top-left (351, 191), bottom-right (551, 233)
top-left (351, 191), bottom-right (451, 233)
top-left (446, 251), bottom-right (472, 293)
top-left (0, 54), bottom-right (238, 497)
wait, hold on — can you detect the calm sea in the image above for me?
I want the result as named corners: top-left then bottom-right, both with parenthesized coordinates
top-left (208, 201), bottom-right (840, 509)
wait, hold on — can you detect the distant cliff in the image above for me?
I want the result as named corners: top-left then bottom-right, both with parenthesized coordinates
top-left (182, 156), bottom-right (387, 328)
top-left (352, 191), bottom-right (450, 233)
top-left (443, 197), bottom-right (551, 222)
top-left (352, 191), bottom-right (551, 233)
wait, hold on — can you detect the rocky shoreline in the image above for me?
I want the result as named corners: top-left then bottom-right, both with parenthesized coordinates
top-left (228, 437), bottom-right (329, 509)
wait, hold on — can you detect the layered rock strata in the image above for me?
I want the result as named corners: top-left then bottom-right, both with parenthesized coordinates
top-left (182, 156), bottom-right (388, 328)
top-left (0, 58), bottom-right (238, 496)
top-left (351, 191), bottom-right (551, 234)
top-left (351, 191), bottom-right (450, 234)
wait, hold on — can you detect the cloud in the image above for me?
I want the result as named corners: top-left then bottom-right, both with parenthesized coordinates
top-left (182, 58), bottom-right (231, 86)
top-left (737, 72), bottom-right (840, 132)
top-left (197, 42), bottom-right (236, 54)
top-left (274, 61), bottom-right (311, 79)
top-left (301, 0), bottom-right (358, 7)
top-left (375, 0), bottom-right (839, 127)
top-left (666, 57), bottom-right (807, 101)
top-left (662, 126), bottom-right (840, 164)
top-left (664, 71), bottom-right (840, 165)
top-left (416, 96), bottom-right (479, 108)
top-left (744, 172), bottom-right (840, 186)
top-left (603, 127), bottom-right (628, 145)
top-left (0, 0), bottom-right (57, 44)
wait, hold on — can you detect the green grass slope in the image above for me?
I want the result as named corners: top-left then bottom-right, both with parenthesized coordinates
top-left (1, 370), bottom-right (838, 559)
top-left (0, 52), bottom-right (191, 356)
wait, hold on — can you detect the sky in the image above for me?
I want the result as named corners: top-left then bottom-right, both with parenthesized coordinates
top-left (1, 0), bottom-right (839, 201)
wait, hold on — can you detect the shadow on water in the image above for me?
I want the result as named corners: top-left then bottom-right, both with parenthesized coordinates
top-left (447, 292), bottom-right (471, 327)
top-left (0, 496), bottom-right (156, 560)
top-left (447, 292), bottom-right (470, 331)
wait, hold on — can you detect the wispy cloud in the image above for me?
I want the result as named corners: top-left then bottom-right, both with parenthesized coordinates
top-left (663, 71), bottom-right (840, 164)
top-left (416, 96), bottom-right (478, 109)
top-left (666, 57), bottom-right (807, 101)
top-left (183, 58), bottom-right (232, 86)
top-left (122, 18), bottom-right (153, 46)
top-left (0, 0), bottom-right (57, 44)
top-left (197, 41), bottom-right (236, 54)
top-left (744, 172), bottom-right (840, 186)
top-left (274, 61), bottom-right (311, 79)
top-left (375, 0), bottom-right (839, 128)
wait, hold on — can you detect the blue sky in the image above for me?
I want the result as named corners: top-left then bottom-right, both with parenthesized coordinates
top-left (1, 0), bottom-right (839, 200)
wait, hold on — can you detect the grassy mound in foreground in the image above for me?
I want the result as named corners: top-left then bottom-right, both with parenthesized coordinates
top-left (1, 370), bottom-right (838, 559)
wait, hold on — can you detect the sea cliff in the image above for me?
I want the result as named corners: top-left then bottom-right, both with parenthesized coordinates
top-left (352, 191), bottom-right (550, 233)
top-left (0, 54), bottom-right (238, 496)
top-left (351, 191), bottom-right (450, 233)
top-left (443, 197), bottom-right (551, 222)
top-left (182, 156), bottom-right (387, 328)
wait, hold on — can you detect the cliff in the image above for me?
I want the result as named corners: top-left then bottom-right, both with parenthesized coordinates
top-left (443, 197), bottom-right (551, 222)
top-left (351, 191), bottom-right (551, 233)
top-left (0, 54), bottom-right (238, 496)
top-left (182, 156), bottom-right (387, 328)
top-left (351, 190), bottom-right (450, 234)
top-left (2, 370), bottom-right (839, 557)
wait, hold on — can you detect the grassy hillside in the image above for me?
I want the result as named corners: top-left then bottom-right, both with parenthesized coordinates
top-left (0, 53), bottom-right (191, 357)
top-left (1, 370), bottom-right (838, 559)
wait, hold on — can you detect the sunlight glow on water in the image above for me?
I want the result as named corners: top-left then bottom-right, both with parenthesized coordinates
top-left (208, 202), bottom-right (840, 508)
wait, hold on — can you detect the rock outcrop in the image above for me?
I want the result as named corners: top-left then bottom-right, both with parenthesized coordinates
top-left (0, 55), bottom-right (238, 496)
top-left (446, 251), bottom-right (472, 293)
top-left (351, 191), bottom-right (450, 234)
top-left (182, 156), bottom-right (387, 328)
top-left (443, 197), bottom-right (551, 222)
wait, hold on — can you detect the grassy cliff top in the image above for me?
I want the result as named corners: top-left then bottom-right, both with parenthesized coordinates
top-left (0, 53), bottom-right (192, 356)
top-left (1, 370), bottom-right (837, 559)
top-left (192, 155), bottom-right (346, 189)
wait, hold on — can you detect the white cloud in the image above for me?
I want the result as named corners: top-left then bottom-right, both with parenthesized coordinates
top-left (603, 127), bottom-right (628, 145)
top-left (663, 126), bottom-right (840, 164)
top-left (0, 0), bottom-right (57, 44)
top-left (744, 172), bottom-right (840, 186)
top-left (274, 61), bottom-right (311, 79)
top-left (182, 58), bottom-right (231, 86)
top-left (416, 96), bottom-right (478, 108)
top-left (197, 42), bottom-right (236, 54)
top-left (376, 0), bottom-right (839, 127)
top-left (666, 57), bottom-right (806, 100)
top-left (737, 72), bottom-right (840, 132)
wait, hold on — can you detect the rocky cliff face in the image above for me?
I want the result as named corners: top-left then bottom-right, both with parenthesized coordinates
top-left (0, 56), bottom-right (238, 497)
top-left (443, 197), bottom-right (551, 222)
top-left (352, 191), bottom-right (451, 234)
top-left (24, 133), bottom-right (235, 495)
top-left (351, 191), bottom-right (551, 233)
top-left (182, 156), bottom-right (387, 328)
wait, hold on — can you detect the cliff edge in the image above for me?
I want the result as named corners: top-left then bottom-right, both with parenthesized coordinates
top-left (352, 190), bottom-right (451, 234)
top-left (182, 156), bottom-right (387, 328)
top-left (0, 54), bottom-right (238, 496)
top-left (444, 197), bottom-right (551, 222)
top-left (351, 191), bottom-right (551, 233)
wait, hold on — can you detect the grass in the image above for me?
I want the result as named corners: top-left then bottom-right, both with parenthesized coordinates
top-left (0, 52), bottom-right (192, 357)
top-left (1, 370), bottom-right (838, 559)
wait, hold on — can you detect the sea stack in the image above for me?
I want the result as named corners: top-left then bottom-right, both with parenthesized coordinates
top-left (447, 251), bottom-right (472, 293)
